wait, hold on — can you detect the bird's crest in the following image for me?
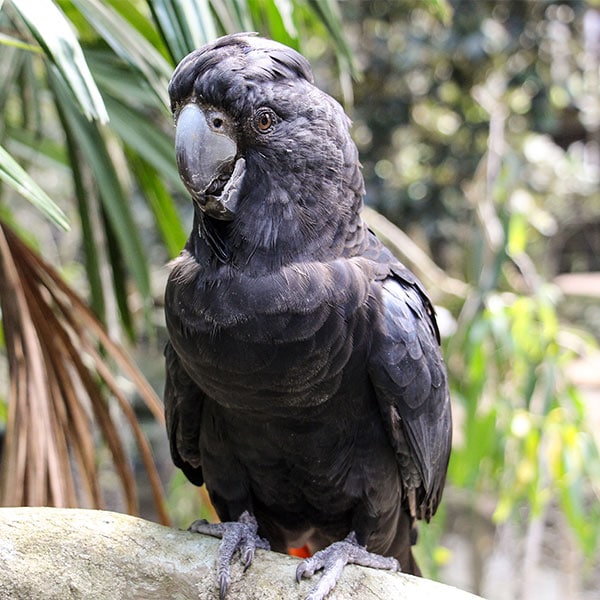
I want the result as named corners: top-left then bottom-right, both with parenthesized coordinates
top-left (168, 33), bottom-right (314, 107)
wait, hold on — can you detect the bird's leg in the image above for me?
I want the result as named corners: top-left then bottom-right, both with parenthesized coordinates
top-left (296, 531), bottom-right (400, 600)
top-left (188, 510), bottom-right (270, 599)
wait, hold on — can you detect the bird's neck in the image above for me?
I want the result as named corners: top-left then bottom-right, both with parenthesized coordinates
top-left (189, 195), bottom-right (369, 274)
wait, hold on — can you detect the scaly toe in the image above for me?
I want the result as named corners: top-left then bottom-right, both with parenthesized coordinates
top-left (188, 511), bottom-right (270, 599)
top-left (296, 531), bottom-right (400, 600)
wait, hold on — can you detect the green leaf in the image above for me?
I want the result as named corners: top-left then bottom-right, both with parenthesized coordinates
top-left (250, 0), bottom-right (297, 48)
top-left (103, 209), bottom-right (136, 340)
top-left (424, 0), bottom-right (454, 26)
top-left (273, 0), bottom-right (298, 39)
top-left (104, 0), bottom-right (170, 60)
top-left (507, 212), bottom-right (528, 255)
top-left (69, 0), bottom-right (172, 109)
top-left (150, 0), bottom-right (218, 63)
top-left (306, 0), bottom-right (357, 78)
top-left (50, 71), bottom-right (151, 308)
top-left (0, 32), bottom-right (44, 53)
top-left (59, 119), bottom-right (106, 323)
top-left (85, 51), bottom-right (165, 111)
top-left (10, 0), bottom-right (108, 122)
top-left (208, 0), bottom-right (253, 36)
top-left (7, 127), bottom-right (69, 168)
top-left (0, 143), bottom-right (69, 231)
top-left (129, 155), bottom-right (187, 259)
top-left (102, 95), bottom-right (183, 190)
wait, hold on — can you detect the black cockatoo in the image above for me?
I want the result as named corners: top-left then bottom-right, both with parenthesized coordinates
top-left (164, 33), bottom-right (452, 600)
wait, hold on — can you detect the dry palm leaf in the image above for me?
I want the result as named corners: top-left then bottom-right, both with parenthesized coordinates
top-left (0, 220), bottom-right (169, 525)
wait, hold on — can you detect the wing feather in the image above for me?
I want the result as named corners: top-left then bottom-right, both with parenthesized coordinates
top-left (369, 270), bottom-right (451, 520)
top-left (164, 341), bottom-right (205, 486)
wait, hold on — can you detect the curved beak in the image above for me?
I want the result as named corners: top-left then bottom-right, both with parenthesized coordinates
top-left (175, 104), bottom-right (239, 219)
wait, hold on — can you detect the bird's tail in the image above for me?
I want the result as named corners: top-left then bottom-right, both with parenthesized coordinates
top-left (388, 510), bottom-right (422, 576)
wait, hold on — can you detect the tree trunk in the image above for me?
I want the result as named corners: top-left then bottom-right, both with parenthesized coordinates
top-left (0, 507), bottom-right (484, 600)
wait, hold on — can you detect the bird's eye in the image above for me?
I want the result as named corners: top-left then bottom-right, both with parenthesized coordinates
top-left (254, 109), bottom-right (276, 133)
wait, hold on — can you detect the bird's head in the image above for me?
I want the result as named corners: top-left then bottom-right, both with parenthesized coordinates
top-left (169, 33), bottom-right (364, 264)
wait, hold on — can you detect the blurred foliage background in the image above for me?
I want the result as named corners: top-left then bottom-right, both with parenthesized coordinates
top-left (0, 1), bottom-right (599, 599)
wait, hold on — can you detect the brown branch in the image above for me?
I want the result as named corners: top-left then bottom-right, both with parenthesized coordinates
top-left (0, 507), bottom-right (485, 600)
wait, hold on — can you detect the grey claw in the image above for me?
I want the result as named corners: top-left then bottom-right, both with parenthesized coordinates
top-left (219, 572), bottom-right (229, 600)
top-left (296, 559), bottom-right (316, 582)
top-left (241, 544), bottom-right (254, 570)
top-left (187, 518), bottom-right (209, 532)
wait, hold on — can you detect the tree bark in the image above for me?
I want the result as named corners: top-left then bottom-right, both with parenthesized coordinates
top-left (0, 507), bottom-right (484, 600)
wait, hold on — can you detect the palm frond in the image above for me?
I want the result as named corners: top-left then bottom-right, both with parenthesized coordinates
top-left (10, 0), bottom-right (108, 122)
top-left (0, 144), bottom-right (69, 231)
top-left (0, 220), bottom-right (168, 524)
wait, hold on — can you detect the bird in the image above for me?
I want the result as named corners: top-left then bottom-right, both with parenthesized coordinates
top-left (164, 32), bottom-right (452, 600)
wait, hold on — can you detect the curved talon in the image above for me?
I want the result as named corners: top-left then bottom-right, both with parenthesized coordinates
top-left (295, 561), bottom-right (312, 582)
top-left (219, 573), bottom-right (229, 600)
top-left (240, 540), bottom-right (255, 570)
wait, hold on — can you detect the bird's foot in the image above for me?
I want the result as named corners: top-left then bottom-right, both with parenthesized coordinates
top-left (189, 511), bottom-right (270, 599)
top-left (296, 531), bottom-right (400, 600)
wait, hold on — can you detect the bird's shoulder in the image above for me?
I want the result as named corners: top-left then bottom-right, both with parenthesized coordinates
top-left (164, 341), bottom-right (205, 486)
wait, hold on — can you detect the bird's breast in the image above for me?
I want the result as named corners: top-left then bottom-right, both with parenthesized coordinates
top-left (165, 254), bottom-right (378, 412)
